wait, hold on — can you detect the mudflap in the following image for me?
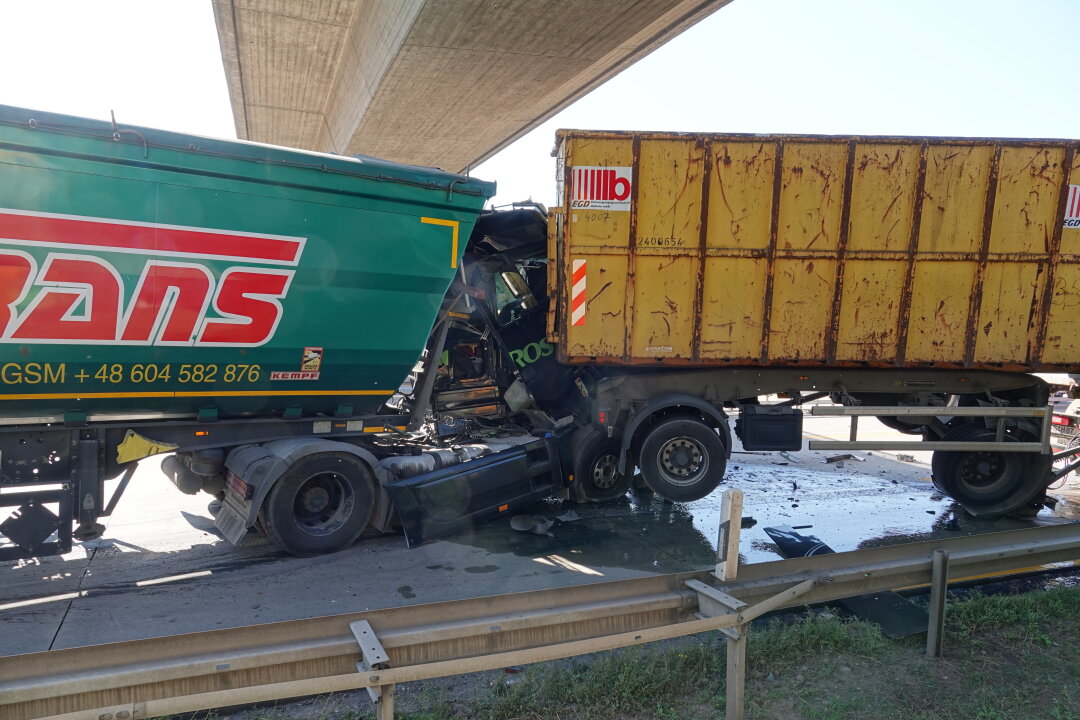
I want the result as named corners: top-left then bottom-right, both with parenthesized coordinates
top-left (385, 434), bottom-right (566, 547)
top-left (214, 497), bottom-right (252, 547)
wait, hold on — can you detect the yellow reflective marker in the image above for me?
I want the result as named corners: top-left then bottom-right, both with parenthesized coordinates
top-left (421, 217), bottom-right (461, 268)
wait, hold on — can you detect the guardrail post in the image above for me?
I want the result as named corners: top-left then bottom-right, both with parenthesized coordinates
top-left (687, 577), bottom-right (748, 720)
top-left (689, 576), bottom-right (816, 720)
top-left (377, 684), bottom-right (396, 720)
top-left (926, 549), bottom-right (950, 658)
top-left (715, 489), bottom-right (744, 581)
top-left (725, 626), bottom-right (747, 720)
top-left (352, 619), bottom-right (394, 716)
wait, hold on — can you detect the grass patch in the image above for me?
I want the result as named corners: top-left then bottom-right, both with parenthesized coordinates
top-left (749, 612), bottom-right (890, 670)
top-left (947, 584), bottom-right (1080, 643)
top-left (475, 613), bottom-right (890, 720)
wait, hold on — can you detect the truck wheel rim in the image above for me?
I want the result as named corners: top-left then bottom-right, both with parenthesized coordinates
top-left (294, 472), bottom-right (354, 536)
top-left (591, 452), bottom-right (619, 490)
top-left (656, 437), bottom-right (708, 486)
top-left (956, 452), bottom-right (1009, 496)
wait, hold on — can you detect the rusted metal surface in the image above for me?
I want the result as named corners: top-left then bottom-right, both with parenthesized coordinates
top-left (622, 136), bottom-right (643, 362)
top-left (553, 130), bottom-right (1080, 371)
top-left (1033, 146), bottom-right (1078, 365)
top-left (690, 138), bottom-right (713, 362)
top-left (823, 140), bottom-right (858, 365)
top-left (964, 145), bottom-right (1003, 367)
top-left (893, 142), bottom-right (930, 366)
top-left (759, 140), bottom-right (785, 364)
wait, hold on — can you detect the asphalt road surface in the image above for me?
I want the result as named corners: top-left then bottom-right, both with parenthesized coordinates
top-left (3, 415), bottom-right (1078, 657)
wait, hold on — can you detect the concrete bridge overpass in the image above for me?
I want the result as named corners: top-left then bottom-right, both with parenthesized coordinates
top-left (213, 0), bottom-right (733, 172)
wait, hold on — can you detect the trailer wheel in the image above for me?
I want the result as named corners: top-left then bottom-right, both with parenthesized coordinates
top-left (876, 416), bottom-right (926, 436)
top-left (639, 418), bottom-right (726, 502)
top-left (570, 427), bottom-right (633, 502)
top-left (930, 424), bottom-right (1048, 516)
top-left (259, 453), bottom-right (375, 556)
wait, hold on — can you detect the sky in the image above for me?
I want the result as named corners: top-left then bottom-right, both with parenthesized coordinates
top-left (1, 0), bottom-right (1078, 208)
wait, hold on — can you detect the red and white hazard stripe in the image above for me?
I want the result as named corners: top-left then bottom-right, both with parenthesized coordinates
top-left (571, 259), bottom-right (587, 326)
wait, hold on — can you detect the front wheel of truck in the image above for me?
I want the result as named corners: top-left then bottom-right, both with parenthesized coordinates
top-left (639, 418), bottom-right (727, 502)
top-left (570, 427), bottom-right (633, 502)
top-left (259, 453), bottom-right (375, 556)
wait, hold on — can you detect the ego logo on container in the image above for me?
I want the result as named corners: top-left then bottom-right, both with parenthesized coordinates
top-left (570, 167), bottom-right (632, 211)
top-left (1065, 185), bottom-right (1080, 228)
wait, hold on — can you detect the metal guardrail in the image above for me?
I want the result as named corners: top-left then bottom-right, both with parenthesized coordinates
top-left (808, 404), bottom-right (1053, 453)
top-left (2, 519), bottom-right (1078, 720)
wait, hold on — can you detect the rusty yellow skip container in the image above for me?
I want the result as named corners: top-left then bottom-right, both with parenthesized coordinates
top-left (550, 130), bottom-right (1080, 371)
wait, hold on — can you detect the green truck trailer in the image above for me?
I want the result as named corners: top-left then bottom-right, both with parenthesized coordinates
top-left (1, 107), bottom-right (1074, 560)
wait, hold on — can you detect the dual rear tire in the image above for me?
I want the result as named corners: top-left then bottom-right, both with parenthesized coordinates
top-left (931, 423), bottom-right (1049, 516)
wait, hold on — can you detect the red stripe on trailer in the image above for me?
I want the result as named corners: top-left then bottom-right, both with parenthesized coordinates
top-left (572, 262), bottom-right (587, 285)
top-left (0, 209), bottom-right (303, 264)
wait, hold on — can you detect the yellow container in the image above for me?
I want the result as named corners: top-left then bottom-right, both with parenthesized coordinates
top-left (550, 130), bottom-right (1080, 371)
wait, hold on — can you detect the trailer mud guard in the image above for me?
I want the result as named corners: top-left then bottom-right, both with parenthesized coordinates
top-left (616, 393), bottom-right (731, 475)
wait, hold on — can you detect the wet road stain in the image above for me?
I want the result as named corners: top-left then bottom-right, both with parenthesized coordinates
top-left (426, 564), bottom-right (455, 571)
top-left (396, 585), bottom-right (416, 599)
top-left (464, 565), bottom-right (499, 574)
top-left (448, 494), bottom-right (717, 574)
top-left (441, 449), bottom-right (1075, 575)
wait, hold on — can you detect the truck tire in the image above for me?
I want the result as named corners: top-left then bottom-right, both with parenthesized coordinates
top-left (876, 416), bottom-right (926, 436)
top-left (570, 427), bottom-right (632, 502)
top-left (930, 423), bottom-right (1048, 516)
top-left (259, 453), bottom-right (375, 556)
top-left (639, 418), bottom-right (726, 502)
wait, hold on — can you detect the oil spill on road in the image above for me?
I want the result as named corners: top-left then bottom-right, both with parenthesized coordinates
top-left (464, 565), bottom-right (499, 574)
top-left (444, 454), bottom-right (1075, 575)
top-left (693, 462), bottom-right (1069, 564)
top-left (446, 494), bottom-right (717, 574)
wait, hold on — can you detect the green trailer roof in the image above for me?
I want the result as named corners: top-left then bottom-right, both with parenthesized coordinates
top-left (0, 104), bottom-right (496, 199)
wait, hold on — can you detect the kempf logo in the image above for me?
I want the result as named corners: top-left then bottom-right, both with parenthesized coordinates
top-left (571, 166), bottom-right (632, 211)
top-left (1065, 185), bottom-right (1080, 229)
top-left (0, 208), bottom-right (305, 347)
